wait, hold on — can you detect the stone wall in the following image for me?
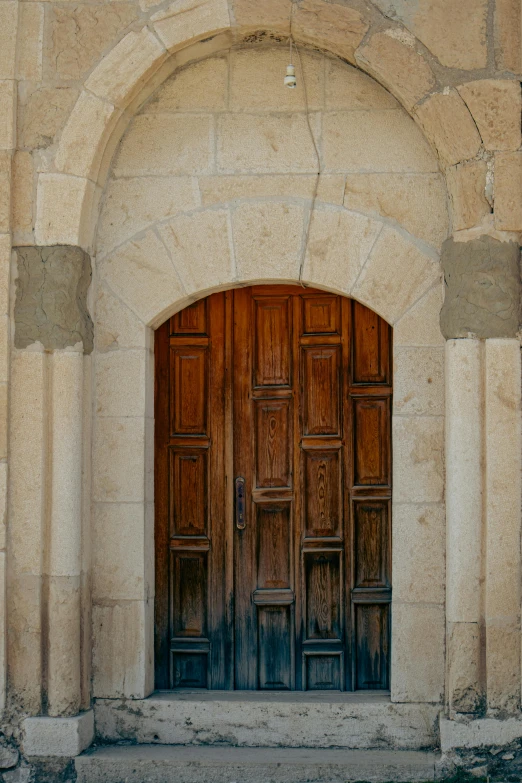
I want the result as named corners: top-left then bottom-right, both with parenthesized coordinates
top-left (0, 0), bottom-right (519, 771)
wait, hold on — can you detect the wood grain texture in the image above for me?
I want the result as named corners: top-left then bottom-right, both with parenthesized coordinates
top-left (155, 289), bottom-right (392, 691)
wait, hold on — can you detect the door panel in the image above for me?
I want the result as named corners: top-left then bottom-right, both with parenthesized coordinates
top-left (155, 286), bottom-right (392, 691)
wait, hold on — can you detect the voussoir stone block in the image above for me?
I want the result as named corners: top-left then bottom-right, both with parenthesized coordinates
top-left (414, 90), bottom-right (482, 167)
top-left (440, 236), bottom-right (521, 339)
top-left (355, 30), bottom-right (436, 110)
top-left (457, 80), bottom-right (521, 151)
top-left (14, 245), bottom-right (93, 352)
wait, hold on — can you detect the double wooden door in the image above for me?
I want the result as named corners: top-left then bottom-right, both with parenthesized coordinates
top-left (155, 286), bottom-right (392, 691)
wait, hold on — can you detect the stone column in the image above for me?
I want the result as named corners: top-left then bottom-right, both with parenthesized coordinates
top-left (445, 338), bottom-right (484, 713)
top-left (11, 246), bottom-right (95, 755)
top-left (441, 235), bottom-right (521, 716)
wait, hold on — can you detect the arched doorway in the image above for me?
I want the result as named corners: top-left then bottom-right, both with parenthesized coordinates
top-left (155, 285), bottom-right (392, 691)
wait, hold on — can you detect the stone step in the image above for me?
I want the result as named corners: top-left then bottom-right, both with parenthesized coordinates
top-left (94, 691), bottom-right (441, 750)
top-left (75, 745), bottom-right (440, 783)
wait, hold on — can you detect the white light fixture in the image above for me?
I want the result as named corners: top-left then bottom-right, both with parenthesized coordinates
top-left (284, 63), bottom-right (297, 89)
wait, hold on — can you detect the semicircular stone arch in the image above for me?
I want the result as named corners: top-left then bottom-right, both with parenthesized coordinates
top-left (91, 43), bottom-right (447, 705)
top-left (34, 0), bottom-right (480, 252)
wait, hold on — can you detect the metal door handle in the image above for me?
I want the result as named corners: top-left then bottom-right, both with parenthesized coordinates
top-left (235, 476), bottom-right (246, 529)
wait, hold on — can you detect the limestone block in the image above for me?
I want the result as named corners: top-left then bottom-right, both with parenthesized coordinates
top-left (152, 0), bottom-right (230, 52)
top-left (392, 416), bottom-right (444, 504)
top-left (0, 462), bottom-right (7, 550)
top-left (94, 283), bottom-right (148, 352)
top-left (494, 0), bottom-right (521, 72)
top-left (199, 175), bottom-right (345, 207)
top-left (392, 504), bottom-right (445, 604)
top-left (232, 201), bottom-right (303, 281)
top-left (46, 4), bottom-right (138, 81)
top-left (55, 92), bottom-right (120, 181)
top-left (372, 0), bottom-right (487, 70)
top-left (292, 0), bottom-right (369, 64)
top-left (35, 174), bottom-right (97, 249)
top-left (344, 172), bottom-right (448, 248)
top-left (92, 599), bottom-right (153, 699)
top-left (230, 48), bottom-right (323, 112)
top-left (301, 207), bottom-right (381, 294)
top-left (217, 114), bottom-right (319, 174)
top-left (158, 209), bottom-right (233, 294)
top-left (0, 80), bottom-right (15, 150)
top-left (49, 351), bottom-right (83, 579)
top-left (445, 339), bottom-right (482, 623)
top-left (457, 80), bottom-right (521, 152)
top-left (17, 3), bottom-right (43, 81)
top-left (440, 236), bottom-right (520, 339)
top-left (446, 161), bottom-right (489, 232)
top-left (98, 231), bottom-right (187, 327)
top-left (146, 56), bottom-right (228, 112)
top-left (11, 151), bottom-right (34, 240)
top-left (494, 152), bottom-right (522, 231)
top-left (93, 417), bottom-right (146, 503)
top-left (86, 29), bottom-right (166, 108)
top-left (113, 114), bottom-right (213, 177)
top-left (414, 91), bottom-right (482, 167)
top-left (232, 0), bottom-right (291, 32)
top-left (92, 503), bottom-right (150, 601)
top-left (323, 110), bottom-right (437, 173)
top-left (18, 84), bottom-right (78, 149)
top-left (391, 603), bottom-right (444, 703)
top-left (15, 246), bottom-right (93, 351)
top-left (393, 285), bottom-right (444, 347)
top-left (440, 715), bottom-right (522, 751)
top-left (0, 235), bottom-right (10, 319)
top-left (351, 226), bottom-right (440, 325)
top-left (0, 552), bottom-right (5, 711)
top-left (0, 2), bottom-right (17, 79)
top-left (23, 711), bottom-right (94, 757)
top-left (9, 351), bottom-right (46, 573)
top-left (355, 30), bottom-right (435, 111)
top-left (47, 576), bottom-right (81, 717)
top-left (393, 346), bottom-right (444, 416)
top-left (7, 573), bottom-right (42, 714)
top-left (0, 151), bottom-right (10, 234)
top-left (447, 622), bottom-right (483, 714)
top-left (95, 349), bottom-right (147, 418)
top-left (325, 60), bottom-right (398, 110)
top-left (485, 339), bottom-right (521, 620)
top-left (97, 177), bottom-right (200, 257)
top-left (486, 623), bottom-right (521, 713)
top-left (0, 384), bottom-right (7, 461)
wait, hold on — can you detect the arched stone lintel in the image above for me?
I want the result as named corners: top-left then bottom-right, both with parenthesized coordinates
top-left (33, 0), bottom-right (468, 253)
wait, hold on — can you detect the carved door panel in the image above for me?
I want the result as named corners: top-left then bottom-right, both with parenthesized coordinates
top-left (155, 287), bottom-right (392, 690)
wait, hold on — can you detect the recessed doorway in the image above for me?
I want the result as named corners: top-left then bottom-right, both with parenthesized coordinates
top-left (155, 286), bottom-right (392, 691)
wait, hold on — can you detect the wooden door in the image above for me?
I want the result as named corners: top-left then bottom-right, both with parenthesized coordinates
top-left (155, 286), bottom-right (392, 691)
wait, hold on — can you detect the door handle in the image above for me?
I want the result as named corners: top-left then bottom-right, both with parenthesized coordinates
top-left (235, 476), bottom-right (246, 529)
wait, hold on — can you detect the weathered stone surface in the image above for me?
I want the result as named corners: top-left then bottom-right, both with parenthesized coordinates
top-left (35, 174), bottom-right (98, 249)
top-left (393, 284), bottom-right (444, 346)
top-left (447, 622), bottom-right (483, 714)
top-left (440, 236), bottom-right (520, 339)
top-left (293, 0), bottom-right (369, 63)
top-left (355, 30), bottom-right (436, 110)
top-left (152, 0), bottom-right (230, 51)
top-left (146, 55), bottom-right (228, 112)
top-left (494, 152), bottom-right (522, 231)
top-left (457, 80), bottom-right (521, 151)
top-left (494, 0), bottom-right (521, 72)
top-left (0, 2), bottom-right (17, 80)
top-left (232, 201), bottom-right (303, 280)
top-left (415, 91), bottom-right (482, 167)
top-left (11, 151), bottom-right (34, 240)
top-left (344, 172), bottom-right (447, 247)
top-left (446, 161), bottom-right (489, 232)
top-left (18, 84), bottom-right (78, 149)
top-left (0, 743), bottom-right (18, 769)
top-left (0, 151), bottom-right (10, 234)
top-left (14, 245), bottom-right (93, 352)
top-left (391, 603), bottom-right (445, 703)
top-left (17, 3), bottom-right (43, 82)
top-left (46, 4), bottom-right (138, 81)
top-left (23, 711), bottom-right (94, 757)
top-left (0, 80), bottom-right (15, 151)
top-left (393, 346), bottom-right (444, 416)
top-left (325, 60), bottom-right (398, 110)
top-left (372, 0), bottom-right (488, 70)
top-left (392, 503), bottom-right (445, 604)
top-left (233, 0), bottom-right (291, 31)
top-left (392, 416), bottom-right (444, 504)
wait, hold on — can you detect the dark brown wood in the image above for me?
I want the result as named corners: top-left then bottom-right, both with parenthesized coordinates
top-left (155, 290), bottom-right (392, 691)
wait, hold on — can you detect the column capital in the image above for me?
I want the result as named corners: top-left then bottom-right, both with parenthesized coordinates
top-left (14, 245), bottom-right (93, 353)
top-left (440, 235), bottom-right (520, 340)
